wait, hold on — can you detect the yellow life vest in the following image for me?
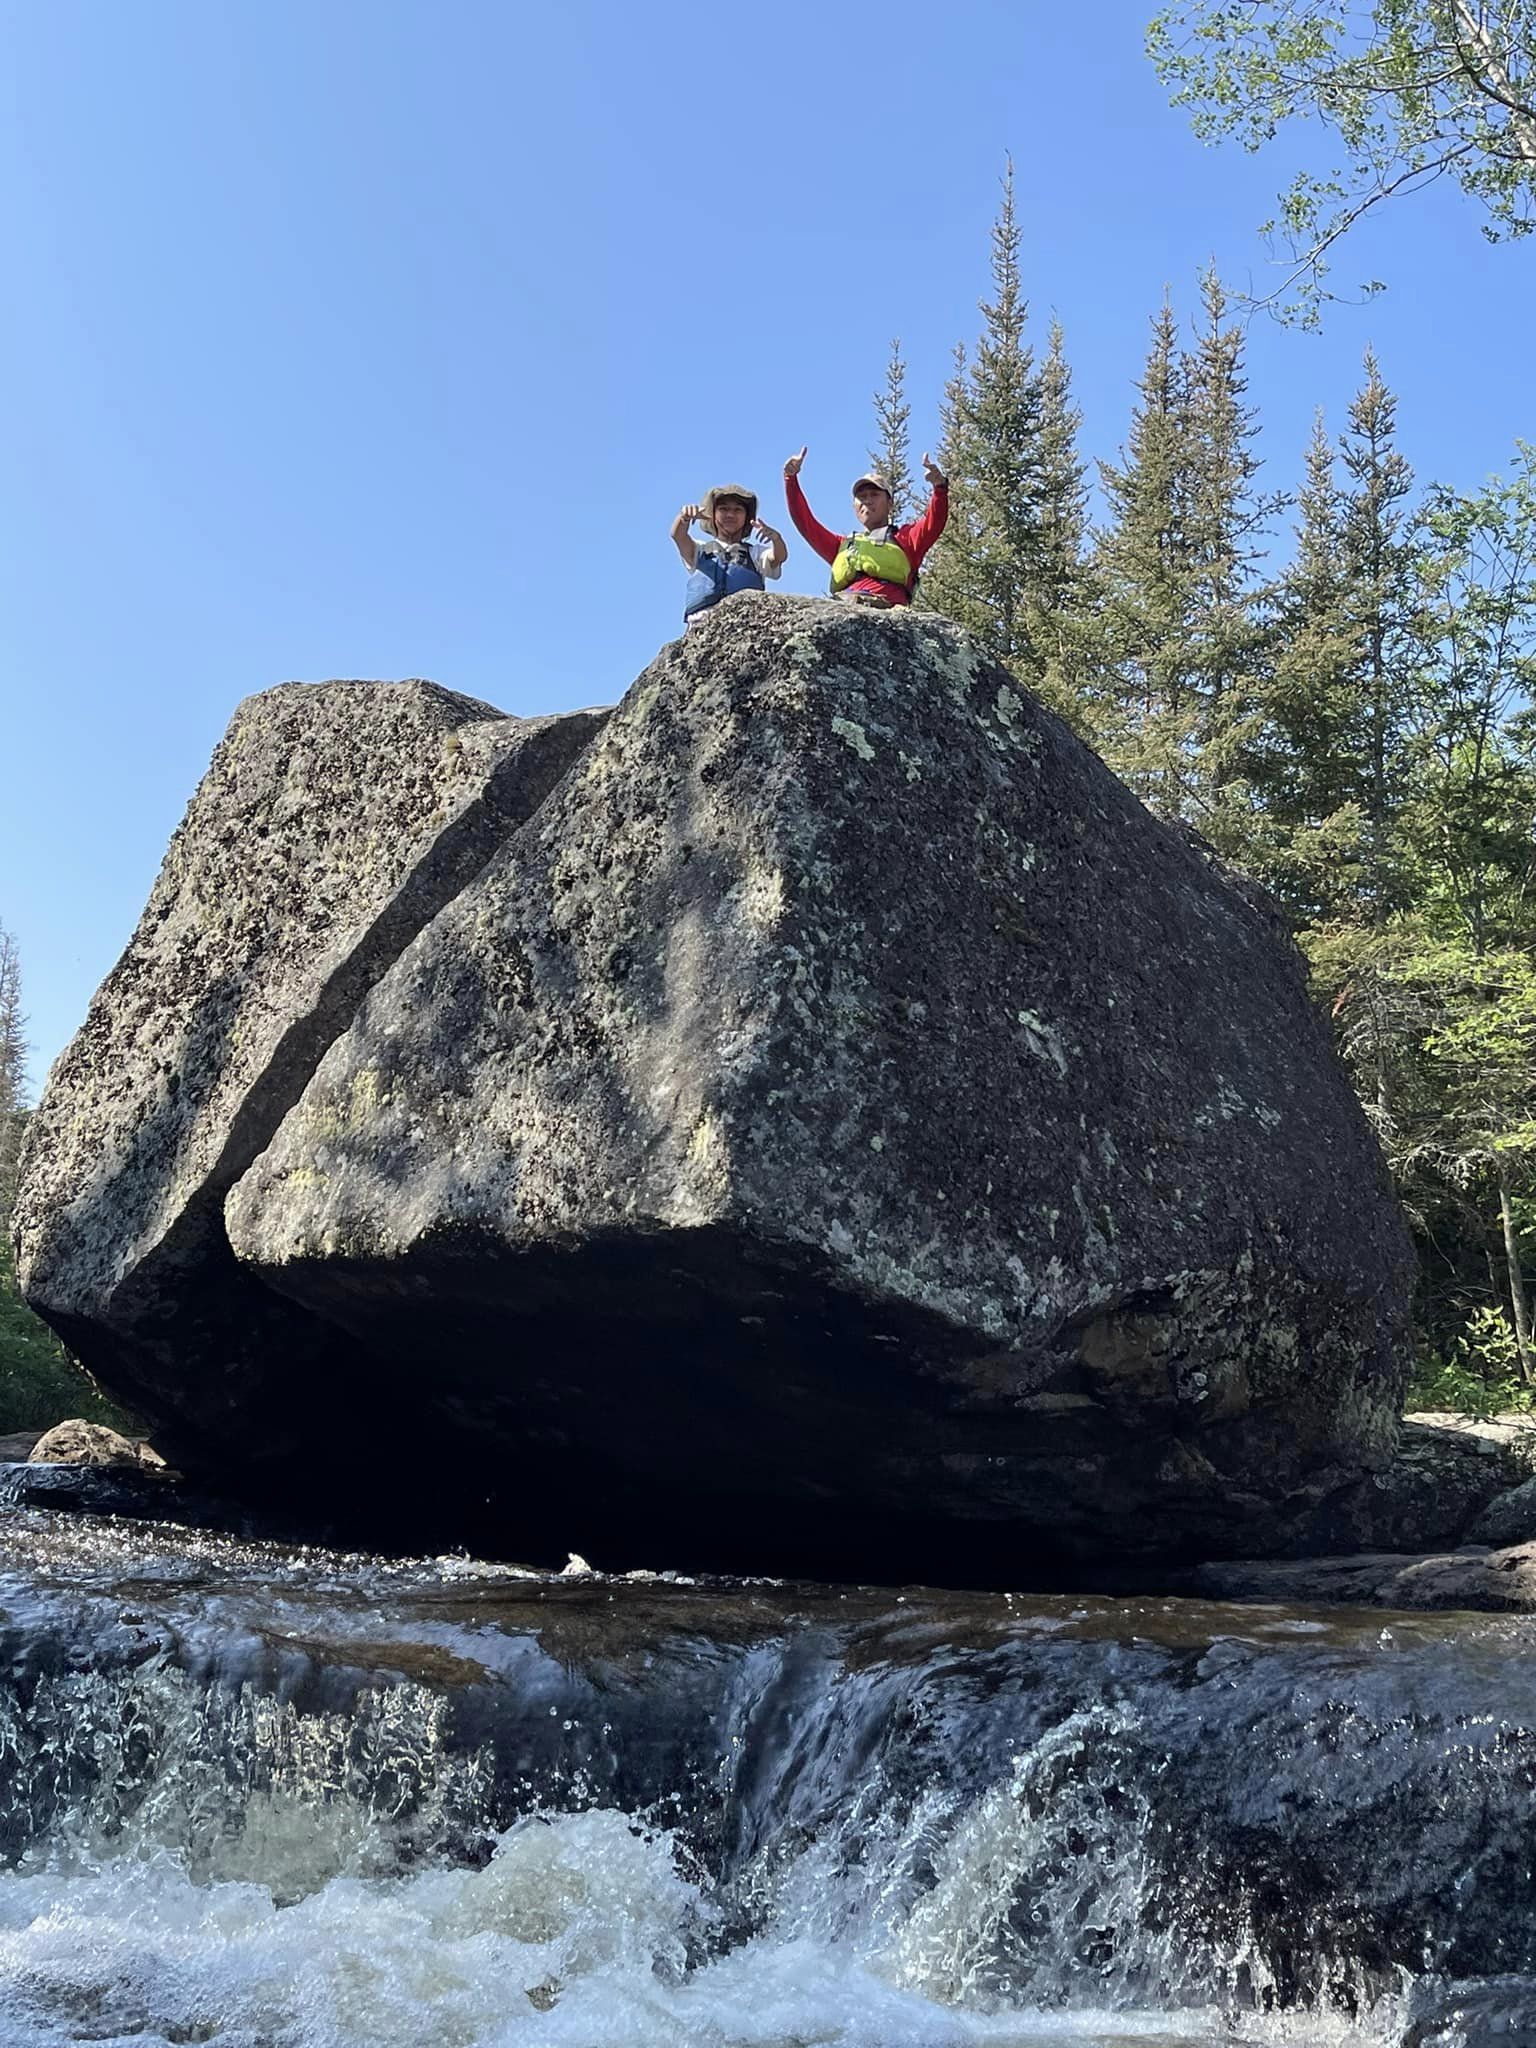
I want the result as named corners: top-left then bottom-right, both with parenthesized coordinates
top-left (830, 530), bottom-right (914, 593)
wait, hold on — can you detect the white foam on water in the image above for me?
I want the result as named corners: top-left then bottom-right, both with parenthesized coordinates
top-left (0, 1801), bottom-right (1408, 2048)
top-left (0, 1537), bottom-right (1434, 2048)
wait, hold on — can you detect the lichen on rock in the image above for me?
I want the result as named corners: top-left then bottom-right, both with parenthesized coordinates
top-left (13, 678), bottom-right (606, 1462)
top-left (210, 596), bottom-right (1414, 1568)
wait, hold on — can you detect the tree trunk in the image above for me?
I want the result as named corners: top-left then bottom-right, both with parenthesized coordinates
top-left (1497, 1163), bottom-right (1536, 1386)
top-left (1488, 1237), bottom-right (1507, 1308)
top-left (1450, 1), bottom-right (1536, 165)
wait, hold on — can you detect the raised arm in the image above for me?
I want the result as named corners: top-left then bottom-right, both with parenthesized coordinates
top-left (671, 503), bottom-right (700, 572)
top-left (898, 452), bottom-right (950, 567)
top-left (782, 447), bottom-right (841, 565)
top-left (754, 518), bottom-right (789, 575)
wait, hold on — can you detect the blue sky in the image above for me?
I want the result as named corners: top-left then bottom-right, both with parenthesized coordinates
top-left (4, 0), bottom-right (1532, 1089)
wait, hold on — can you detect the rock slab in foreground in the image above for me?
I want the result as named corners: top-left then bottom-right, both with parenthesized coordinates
top-left (1171, 1541), bottom-right (1536, 1613)
top-left (14, 679), bottom-right (606, 1458)
top-left (227, 595), bottom-right (1413, 1569)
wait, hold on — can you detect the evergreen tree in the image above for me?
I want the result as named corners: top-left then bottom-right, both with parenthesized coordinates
top-left (0, 926), bottom-right (26, 1227)
top-left (922, 160), bottom-right (1068, 683)
top-left (1338, 349), bottom-right (1422, 935)
top-left (0, 926), bottom-right (24, 1115)
top-left (1089, 276), bottom-right (1280, 830)
top-left (1033, 317), bottom-right (1087, 618)
top-left (1187, 284), bottom-right (1278, 653)
top-left (921, 342), bottom-right (983, 625)
top-left (1254, 356), bottom-right (1421, 924)
top-left (1089, 297), bottom-right (1200, 815)
top-left (869, 337), bottom-right (914, 524)
top-left (1382, 464), bottom-right (1536, 1382)
top-left (1294, 358), bottom-right (1423, 1131)
top-left (1179, 270), bottom-right (1283, 852)
top-left (921, 163), bottom-right (1095, 721)
top-left (1251, 410), bottom-right (1367, 921)
top-left (958, 156), bottom-right (1044, 670)
top-left (1406, 459), bottom-right (1536, 957)
top-left (1021, 317), bottom-right (1096, 727)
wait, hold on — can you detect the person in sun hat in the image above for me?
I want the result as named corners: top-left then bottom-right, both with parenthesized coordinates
top-left (670, 484), bottom-right (787, 628)
top-left (781, 447), bottom-right (948, 608)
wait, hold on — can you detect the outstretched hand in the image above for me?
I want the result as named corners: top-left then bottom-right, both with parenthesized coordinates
top-left (783, 446), bottom-right (807, 479)
top-left (921, 452), bottom-right (947, 489)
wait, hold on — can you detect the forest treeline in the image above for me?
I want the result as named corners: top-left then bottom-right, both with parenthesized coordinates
top-left (880, 165), bottom-right (1536, 1411)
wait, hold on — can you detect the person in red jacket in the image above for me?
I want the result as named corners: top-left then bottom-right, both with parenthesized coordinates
top-left (782, 446), bottom-right (949, 608)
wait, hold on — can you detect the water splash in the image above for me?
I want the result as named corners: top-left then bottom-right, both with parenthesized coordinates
top-left (0, 1664), bottom-right (493, 1895)
top-left (0, 1657), bottom-right (1407, 2047)
top-left (0, 1801), bottom-right (1403, 2048)
top-left (0, 1509), bottom-right (1530, 2044)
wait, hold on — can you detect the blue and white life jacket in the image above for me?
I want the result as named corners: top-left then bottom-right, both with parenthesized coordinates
top-left (684, 541), bottom-right (765, 622)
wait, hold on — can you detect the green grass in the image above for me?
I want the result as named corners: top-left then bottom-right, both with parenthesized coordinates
top-left (0, 1239), bottom-right (136, 1434)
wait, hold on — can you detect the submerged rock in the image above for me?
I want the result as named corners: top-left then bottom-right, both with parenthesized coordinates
top-left (206, 596), bottom-right (1413, 1571)
top-left (12, 679), bottom-right (605, 1462)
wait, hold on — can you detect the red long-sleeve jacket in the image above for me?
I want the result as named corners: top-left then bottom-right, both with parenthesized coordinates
top-left (784, 474), bottom-right (949, 607)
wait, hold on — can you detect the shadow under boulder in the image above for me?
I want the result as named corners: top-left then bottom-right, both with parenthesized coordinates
top-left (12, 678), bottom-right (606, 1470)
top-left (215, 597), bottom-right (1415, 1573)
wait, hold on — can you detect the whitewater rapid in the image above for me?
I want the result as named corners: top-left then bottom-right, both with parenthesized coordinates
top-left (1, 1496), bottom-right (1530, 2046)
top-left (0, 1808), bottom-right (1401, 2048)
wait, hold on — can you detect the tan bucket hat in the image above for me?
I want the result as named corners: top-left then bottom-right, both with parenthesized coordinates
top-left (852, 470), bottom-right (896, 499)
top-left (699, 483), bottom-right (758, 534)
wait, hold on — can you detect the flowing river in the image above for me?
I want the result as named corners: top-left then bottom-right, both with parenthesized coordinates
top-left (2, 1478), bottom-right (1534, 2047)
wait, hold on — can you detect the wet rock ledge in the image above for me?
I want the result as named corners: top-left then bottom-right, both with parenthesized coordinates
top-left (14, 596), bottom-right (1416, 1580)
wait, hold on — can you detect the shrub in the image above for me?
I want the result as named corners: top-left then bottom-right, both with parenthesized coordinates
top-left (1406, 1308), bottom-right (1535, 1419)
top-left (0, 1239), bottom-right (135, 1435)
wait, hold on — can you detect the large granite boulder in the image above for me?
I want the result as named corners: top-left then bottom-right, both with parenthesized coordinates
top-left (219, 595), bottom-right (1414, 1572)
top-left (13, 680), bottom-right (606, 1461)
